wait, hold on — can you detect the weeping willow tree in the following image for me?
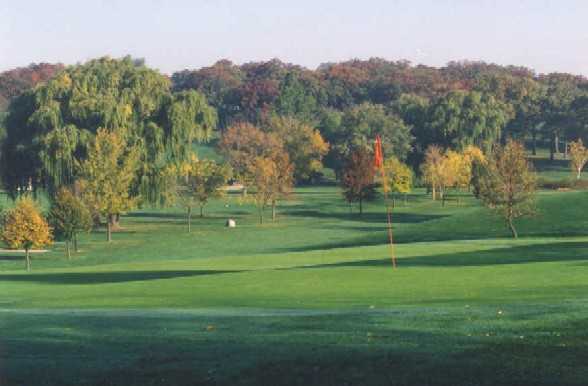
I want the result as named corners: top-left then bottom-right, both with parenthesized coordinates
top-left (428, 91), bottom-right (511, 153)
top-left (2, 57), bottom-right (217, 208)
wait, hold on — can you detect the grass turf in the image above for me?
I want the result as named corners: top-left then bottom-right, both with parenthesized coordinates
top-left (1, 180), bottom-right (588, 384)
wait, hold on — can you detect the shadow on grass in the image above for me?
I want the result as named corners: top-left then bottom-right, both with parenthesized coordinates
top-left (2, 307), bottom-right (587, 386)
top-left (0, 269), bottom-right (241, 285)
top-left (0, 255), bottom-right (25, 261)
top-left (126, 212), bottom-right (186, 220)
top-left (294, 241), bottom-right (588, 269)
top-left (532, 157), bottom-right (569, 172)
top-left (284, 209), bottom-right (448, 225)
top-left (126, 210), bottom-right (251, 221)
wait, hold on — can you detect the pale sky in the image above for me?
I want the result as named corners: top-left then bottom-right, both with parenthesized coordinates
top-left (1, 0), bottom-right (587, 75)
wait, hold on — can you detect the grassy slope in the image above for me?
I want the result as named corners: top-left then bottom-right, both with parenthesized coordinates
top-left (1, 155), bottom-right (588, 385)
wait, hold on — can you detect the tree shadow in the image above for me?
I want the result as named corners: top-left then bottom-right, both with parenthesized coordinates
top-left (126, 211), bottom-right (251, 222)
top-left (284, 209), bottom-right (447, 224)
top-left (0, 255), bottom-right (25, 261)
top-left (532, 158), bottom-right (569, 173)
top-left (126, 212), bottom-right (187, 220)
top-left (3, 307), bottom-right (587, 386)
top-left (293, 241), bottom-right (588, 269)
top-left (0, 269), bottom-right (242, 285)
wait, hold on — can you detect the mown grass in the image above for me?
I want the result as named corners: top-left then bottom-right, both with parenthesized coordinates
top-left (1, 159), bottom-right (588, 385)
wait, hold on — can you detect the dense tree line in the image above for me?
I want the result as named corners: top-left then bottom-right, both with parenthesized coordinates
top-left (4, 57), bottom-right (588, 178)
top-left (0, 56), bottom-right (583, 268)
top-left (0, 63), bottom-right (64, 111)
top-left (172, 58), bottom-right (588, 171)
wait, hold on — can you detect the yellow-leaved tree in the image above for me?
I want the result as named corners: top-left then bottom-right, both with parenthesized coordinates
top-left (422, 145), bottom-right (486, 206)
top-left (569, 139), bottom-right (588, 180)
top-left (78, 129), bottom-right (140, 242)
top-left (382, 157), bottom-right (413, 207)
top-left (441, 150), bottom-right (469, 205)
top-left (265, 116), bottom-right (329, 182)
top-left (252, 153), bottom-right (294, 223)
top-left (176, 153), bottom-right (232, 232)
top-left (462, 145), bottom-right (486, 167)
top-left (2, 196), bottom-right (53, 271)
top-left (421, 145), bottom-right (445, 201)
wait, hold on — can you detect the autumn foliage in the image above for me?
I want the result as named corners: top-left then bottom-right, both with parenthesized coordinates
top-left (78, 129), bottom-right (140, 242)
top-left (477, 140), bottom-right (537, 238)
top-left (381, 157), bottom-right (413, 206)
top-left (568, 139), bottom-right (588, 180)
top-left (265, 116), bottom-right (329, 182)
top-left (341, 150), bottom-right (378, 215)
top-left (176, 154), bottom-right (231, 231)
top-left (251, 153), bottom-right (294, 223)
top-left (49, 187), bottom-right (92, 258)
top-left (421, 145), bottom-right (485, 204)
top-left (1, 197), bottom-right (53, 270)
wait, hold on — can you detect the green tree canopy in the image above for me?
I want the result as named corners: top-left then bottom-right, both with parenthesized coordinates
top-left (428, 90), bottom-right (511, 153)
top-left (1, 56), bottom-right (217, 202)
top-left (326, 103), bottom-right (412, 173)
top-left (49, 187), bottom-right (92, 259)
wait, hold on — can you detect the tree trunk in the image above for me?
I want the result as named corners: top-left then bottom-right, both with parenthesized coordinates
top-left (577, 169), bottom-right (582, 180)
top-left (531, 129), bottom-right (537, 156)
top-left (440, 188), bottom-right (445, 207)
top-left (73, 233), bottom-right (78, 253)
top-left (66, 240), bottom-right (71, 260)
top-left (432, 186), bottom-right (436, 201)
top-left (554, 132), bottom-right (560, 155)
top-left (391, 195), bottom-right (395, 209)
top-left (108, 213), bottom-right (122, 232)
top-left (508, 218), bottom-right (518, 239)
top-left (550, 133), bottom-right (555, 161)
top-left (187, 207), bottom-right (192, 233)
top-left (25, 249), bottom-right (31, 271)
top-left (271, 200), bottom-right (276, 222)
top-left (107, 215), bottom-right (112, 242)
top-left (199, 205), bottom-right (204, 218)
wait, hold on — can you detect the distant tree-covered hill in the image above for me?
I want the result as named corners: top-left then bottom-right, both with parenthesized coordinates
top-left (0, 63), bottom-right (64, 111)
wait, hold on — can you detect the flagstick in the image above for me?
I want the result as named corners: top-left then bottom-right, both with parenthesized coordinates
top-left (381, 171), bottom-right (398, 269)
top-left (374, 135), bottom-right (397, 269)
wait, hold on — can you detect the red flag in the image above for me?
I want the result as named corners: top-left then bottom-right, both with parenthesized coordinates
top-left (373, 135), bottom-right (383, 169)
